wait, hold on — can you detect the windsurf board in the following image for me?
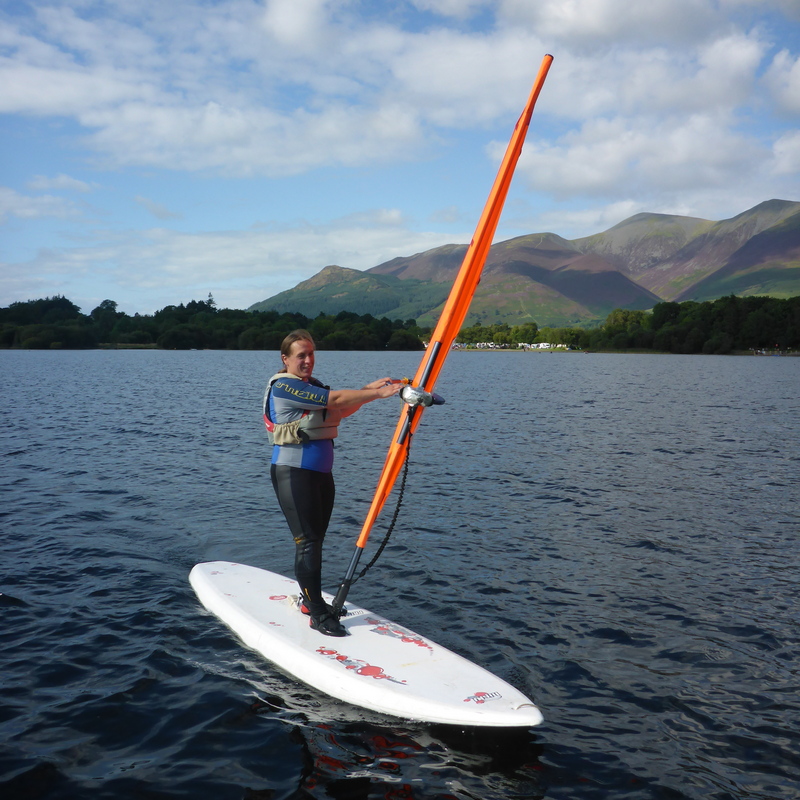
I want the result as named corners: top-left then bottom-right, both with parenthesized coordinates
top-left (190, 561), bottom-right (543, 728)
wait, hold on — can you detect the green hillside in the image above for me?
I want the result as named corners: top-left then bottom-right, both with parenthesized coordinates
top-left (248, 200), bottom-right (800, 327)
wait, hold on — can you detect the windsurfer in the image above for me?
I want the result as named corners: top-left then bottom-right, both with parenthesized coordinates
top-left (265, 329), bottom-right (402, 636)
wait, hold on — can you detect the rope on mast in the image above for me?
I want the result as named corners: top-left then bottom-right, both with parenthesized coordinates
top-left (350, 411), bottom-right (413, 585)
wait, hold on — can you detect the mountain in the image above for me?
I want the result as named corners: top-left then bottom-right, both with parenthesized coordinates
top-left (571, 213), bottom-right (713, 279)
top-left (251, 264), bottom-right (451, 321)
top-left (632, 200), bottom-right (800, 299)
top-left (673, 205), bottom-right (800, 301)
top-left (248, 199), bottom-right (800, 327)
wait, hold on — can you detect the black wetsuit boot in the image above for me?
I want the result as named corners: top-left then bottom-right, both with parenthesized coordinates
top-left (295, 539), bottom-right (347, 637)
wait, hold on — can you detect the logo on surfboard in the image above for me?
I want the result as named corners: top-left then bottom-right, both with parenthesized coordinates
top-left (463, 691), bottom-right (502, 704)
top-left (316, 647), bottom-right (407, 684)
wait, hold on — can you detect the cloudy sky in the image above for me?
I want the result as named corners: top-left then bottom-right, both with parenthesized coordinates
top-left (2, 0), bottom-right (799, 314)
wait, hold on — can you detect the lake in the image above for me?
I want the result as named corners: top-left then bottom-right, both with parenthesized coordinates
top-left (1, 349), bottom-right (798, 799)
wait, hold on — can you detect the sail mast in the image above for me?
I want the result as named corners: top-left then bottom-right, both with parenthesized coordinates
top-left (333, 54), bottom-right (554, 611)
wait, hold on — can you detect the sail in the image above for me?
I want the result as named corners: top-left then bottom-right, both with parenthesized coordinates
top-left (355, 54), bottom-right (554, 550)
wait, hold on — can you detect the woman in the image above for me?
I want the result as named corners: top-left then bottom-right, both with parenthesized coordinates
top-left (264, 330), bottom-right (401, 637)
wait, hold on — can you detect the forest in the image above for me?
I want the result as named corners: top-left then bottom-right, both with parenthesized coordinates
top-left (459, 295), bottom-right (800, 354)
top-left (0, 296), bottom-right (425, 351)
top-left (1, 294), bottom-right (798, 354)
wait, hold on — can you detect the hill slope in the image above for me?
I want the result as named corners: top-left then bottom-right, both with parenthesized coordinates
top-left (636, 200), bottom-right (800, 299)
top-left (248, 265), bottom-right (450, 320)
top-left (675, 207), bottom-right (800, 301)
top-left (248, 199), bottom-right (800, 326)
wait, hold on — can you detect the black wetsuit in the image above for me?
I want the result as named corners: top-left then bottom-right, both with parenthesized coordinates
top-left (269, 465), bottom-right (335, 615)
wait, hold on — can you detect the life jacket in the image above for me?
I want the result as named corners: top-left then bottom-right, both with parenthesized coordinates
top-left (263, 372), bottom-right (341, 446)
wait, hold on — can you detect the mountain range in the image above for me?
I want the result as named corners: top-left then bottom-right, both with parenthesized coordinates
top-left (248, 199), bottom-right (800, 327)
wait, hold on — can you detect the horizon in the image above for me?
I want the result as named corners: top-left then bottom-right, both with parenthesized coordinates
top-left (5, 196), bottom-right (800, 316)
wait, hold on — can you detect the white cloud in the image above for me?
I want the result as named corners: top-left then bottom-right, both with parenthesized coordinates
top-left (496, 0), bottom-right (720, 47)
top-left (536, 200), bottom-right (652, 238)
top-left (720, 0), bottom-right (800, 23)
top-left (27, 174), bottom-right (98, 193)
top-left (764, 49), bottom-right (800, 114)
top-left (261, 0), bottom-right (330, 48)
top-left (0, 62), bottom-right (156, 115)
top-left (774, 0), bottom-right (800, 21)
top-left (0, 0), bottom-right (788, 183)
top-left (1, 213), bottom-right (464, 313)
top-left (527, 29), bottom-right (767, 123)
top-left (124, 214), bottom-right (453, 288)
top-left (772, 130), bottom-right (800, 175)
top-left (513, 111), bottom-right (764, 200)
top-left (479, 23), bottom-right (774, 215)
top-left (78, 99), bottom-right (426, 175)
top-left (388, 28), bottom-right (548, 125)
top-left (0, 187), bottom-right (79, 222)
top-left (690, 33), bottom-right (764, 106)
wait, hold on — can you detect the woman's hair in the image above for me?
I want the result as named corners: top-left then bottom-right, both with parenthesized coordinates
top-left (279, 329), bottom-right (315, 372)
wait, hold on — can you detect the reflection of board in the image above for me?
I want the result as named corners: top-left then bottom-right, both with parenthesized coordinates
top-left (190, 561), bottom-right (543, 727)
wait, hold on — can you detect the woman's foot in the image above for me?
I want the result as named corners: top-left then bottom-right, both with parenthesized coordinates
top-left (300, 600), bottom-right (346, 617)
top-left (309, 610), bottom-right (348, 637)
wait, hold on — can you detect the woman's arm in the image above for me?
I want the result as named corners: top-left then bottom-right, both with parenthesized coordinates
top-left (327, 378), bottom-right (401, 416)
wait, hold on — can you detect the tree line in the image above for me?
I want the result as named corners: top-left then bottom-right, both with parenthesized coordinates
top-left (1, 293), bottom-right (798, 354)
top-left (0, 296), bottom-right (425, 351)
top-left (456, 296), bottom-right (800, 354)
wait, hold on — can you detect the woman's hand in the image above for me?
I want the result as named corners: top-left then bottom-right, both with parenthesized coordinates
top-left (362, 378), bottom-right (403, 398)
top-left (362, 377), bottom-right (399, 391)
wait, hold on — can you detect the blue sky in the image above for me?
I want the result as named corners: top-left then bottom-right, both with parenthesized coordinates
top-left (1, 0), bottom-right (799, 315)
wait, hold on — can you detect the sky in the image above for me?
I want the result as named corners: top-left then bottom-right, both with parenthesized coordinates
top-left (1, 0), bottom-right (799, 315)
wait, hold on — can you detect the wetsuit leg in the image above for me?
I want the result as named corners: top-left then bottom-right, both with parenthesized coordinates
top-left (270, 464), bottom-right (335, 614)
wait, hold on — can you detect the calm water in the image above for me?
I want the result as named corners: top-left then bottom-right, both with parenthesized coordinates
top-left (1, 349), bottom-right (798, 800)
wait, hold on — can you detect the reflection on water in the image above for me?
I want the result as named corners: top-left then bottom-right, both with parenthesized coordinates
top-left (243, 694), bottom-right (545, 800)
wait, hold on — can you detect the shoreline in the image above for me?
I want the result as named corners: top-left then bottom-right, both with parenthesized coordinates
top-left (452, 347), bottom-right (799, 356)
top-left (2, 345), bottom-right (798, 356)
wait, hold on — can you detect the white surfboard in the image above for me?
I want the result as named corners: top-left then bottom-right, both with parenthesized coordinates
top-left (190, 561), bottom-right (543, 727)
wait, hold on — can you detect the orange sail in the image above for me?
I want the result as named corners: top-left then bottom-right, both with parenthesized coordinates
top-left (332, 55), bottom-right (553, 609)
top-left (356, 54), bottom-right (554, 549)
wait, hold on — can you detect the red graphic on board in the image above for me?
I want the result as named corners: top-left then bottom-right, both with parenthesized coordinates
top-left (316, 647), bottom-right (407, 684)
top-left (365, 618), bottom-right (433, 650)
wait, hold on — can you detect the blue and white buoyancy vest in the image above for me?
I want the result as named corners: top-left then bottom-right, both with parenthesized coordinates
top-left (263, 372), bottom-right (342, 446)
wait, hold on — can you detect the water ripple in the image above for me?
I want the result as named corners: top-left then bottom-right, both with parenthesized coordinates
top-left (1, 350), bottom-right (799, 799)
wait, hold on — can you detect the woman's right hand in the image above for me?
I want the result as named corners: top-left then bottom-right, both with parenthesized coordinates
top-left (363, 378), bottom-right (402, 397)
top-left (372, 379), bottom-right (402, 398)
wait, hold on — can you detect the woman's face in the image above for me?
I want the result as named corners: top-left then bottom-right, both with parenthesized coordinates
top-left (283, 339), bottom-right (315, 379)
